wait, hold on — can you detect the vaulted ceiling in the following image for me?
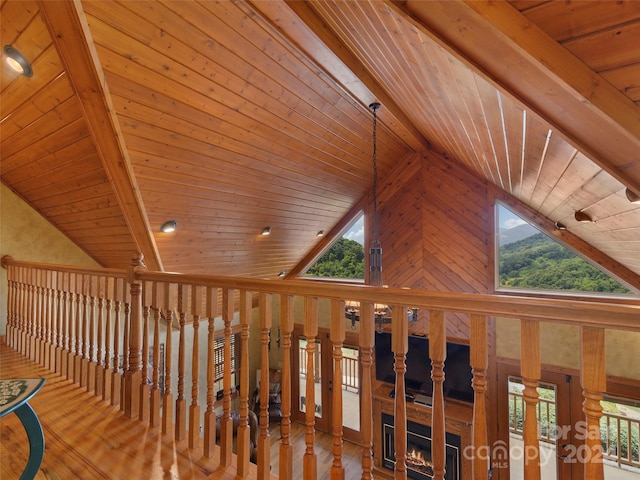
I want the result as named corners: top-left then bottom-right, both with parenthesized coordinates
top-left (2, 1), bottom-right (640, 288)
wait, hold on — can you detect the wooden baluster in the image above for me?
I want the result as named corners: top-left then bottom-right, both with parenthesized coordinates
top-left (520, 319), bottom-right (541, 480)
top-left (78, 274), bottom-right (89, 386)
top-left (140, 281), bottom-right (151, 423)
top-left (123, 254), bottom-right (144, 418)
top-left (19, 266), bottom-right (27, 354)
top-left (162, 282), bottom-right (175, 436)
top-left (53, 271), bottom-right (62, 373)
top-left (392, 304), bottom-right (408, 480)
top-left (19, 266), bottom-right (28, 355)
top-left (95, 276), bottom-right (106, 397)
top-left (73, 273), bottom-right (83, 384)
top-left (45, 270), bottom-right (55, 369)
top-left (66, 272), bottom-right (77, 380)
top-left (40, 270), bottom-right (48, 366)
top-left (59, 273), bottom-right (69, 377)
top-left (122, 292), bottom-right (131, 410)
top-left (203, 286), bottom-right (218, 457)
top-left (35, 269), bottom-right (43, 364)
top-left (330, 299), bottom-right (346, 480)
top-left (12, 266), bottom-right (20, 351)
top-left (27, 267), bottom-right (35, 359)
top-left (430, 310), bottom-right (446, 480)
top-left (236, 290), bottom-right (252, 477)
top-left (257, 292), bottom-right (273, 479)
top-left (150, 282), bottom-right (163, 427)
top-left (111, 278), bottom-right (122, 407)
top-left (279, 294), bottom-right (294, 480)
top-left (86, 275), bottom-right (97, 392)
top-left (41, 269), bottom-right (49, 365)
top-left (102, 277), bottom-right (114, 402)
top-left (303, 296), bottom-right (318, 480)
top-left (4, 264), bottom-right (14, 348)
top-left (220, 288), bottom-right (234, 467)
top-left (175, 284), bottom-right (188, 440)
top-left (188, 285), bottom-right (202, 448)
top-left (359, 302), bottom-right (375, 480)
top-left (471, 314), bottom-right (489, 480)
top-left (581, 327), bottom-right (606, 480)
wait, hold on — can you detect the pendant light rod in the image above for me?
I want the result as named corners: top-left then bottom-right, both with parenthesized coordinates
top-left (369, 102), bottom-right (383, 287)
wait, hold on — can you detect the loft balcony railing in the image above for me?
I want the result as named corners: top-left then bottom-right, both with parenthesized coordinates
top-left (2, 254), bottom-right (639, 480)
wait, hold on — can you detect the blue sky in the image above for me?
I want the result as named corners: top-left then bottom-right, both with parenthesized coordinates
top-left (343, 216), bottom-right (364, 245)
top-left (498, 205), bottom-right (527, 230)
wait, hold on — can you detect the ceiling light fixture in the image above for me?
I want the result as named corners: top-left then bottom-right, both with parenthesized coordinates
top-left (261, 226), bottom-right (272, 236)
top-left (3, 45), bottom-right (33, 77)
top-left (369, 102), bottom-right (383, 287)
top-left (316, 230), bottom-right (324, 237)
top-left (574, 210), bottom-right (593, 223)
top-left (554, 221), bottom-right (567, 231)
top-left (278, 270), bottom-right (286, 277)
top-left (625, 188), bottom-right (640, 204)
top-left (160, 220), bottom-right (178, 233)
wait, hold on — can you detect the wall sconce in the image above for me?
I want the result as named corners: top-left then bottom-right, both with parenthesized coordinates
top-left (625, 188), bottom-right (640, 204)
top-left (160, 220), bottom-right (178, 233)
top-left (574, 210), bottom-right (593, 223)
top-left (4, 45), bottom-right (33, 77)
top-left (261, 226), bottom-right (272, 236)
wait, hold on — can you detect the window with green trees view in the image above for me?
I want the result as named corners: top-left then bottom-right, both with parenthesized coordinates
top-left (497, 204), bottom-right (633, 295)
top-left (304, 215), bottom-right (365, 280)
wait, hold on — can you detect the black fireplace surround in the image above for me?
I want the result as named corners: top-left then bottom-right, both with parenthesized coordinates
top-left (382, 413), bottom-right (461, 480)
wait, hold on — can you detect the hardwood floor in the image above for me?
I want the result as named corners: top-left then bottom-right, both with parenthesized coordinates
top-left (0, 344), bottom-right (377, 479)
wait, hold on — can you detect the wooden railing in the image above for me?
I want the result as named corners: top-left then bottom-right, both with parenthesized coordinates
top-left (508, 388), bottom-right (556, 444)
top-left (601, 410), bottom-right (640, 470)
top-left (2, 254), bottom-right (639, 480)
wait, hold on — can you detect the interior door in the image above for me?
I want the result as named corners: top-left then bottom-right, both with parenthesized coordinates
top-left (292, 326), bottom-right (362, 442)
top-left (497, 363), bottom-right (576, 480)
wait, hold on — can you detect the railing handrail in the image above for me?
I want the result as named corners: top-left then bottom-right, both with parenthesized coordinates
top-left (4, 254), bottom-right (640, 480)
top-left (3, 256), bottom-right (639, 330)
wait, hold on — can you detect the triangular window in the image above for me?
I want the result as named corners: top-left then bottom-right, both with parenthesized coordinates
top-left (497, 204), bottom-right (633, 295)
top-left (302, 212), bottom-right (365, 281)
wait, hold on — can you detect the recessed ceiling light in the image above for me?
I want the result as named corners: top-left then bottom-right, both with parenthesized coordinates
top-left (574, 210), bottom-right (593, 223)
top-left (4, 45), bottom-right (33, 77)
top-left (160, 220), bottom-right (178, 233)
top-left (261, 226), bottom-right (272, 236)
top-left (554, 221), bottom-right (567, 231)
top-left (625, 188), bottom-right (640, 204)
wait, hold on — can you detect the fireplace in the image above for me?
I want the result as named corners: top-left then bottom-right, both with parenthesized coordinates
top-left (381, 413), bottom-right (461, 480)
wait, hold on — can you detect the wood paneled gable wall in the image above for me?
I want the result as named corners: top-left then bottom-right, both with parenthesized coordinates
top-left (375, 151), bottom-right (492, 340)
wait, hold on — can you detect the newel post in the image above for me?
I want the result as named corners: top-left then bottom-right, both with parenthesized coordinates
top-left (124, 253), bottom-right (147, 418)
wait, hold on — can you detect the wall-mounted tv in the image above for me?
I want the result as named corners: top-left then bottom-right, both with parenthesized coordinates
top-left (374, 331), bottom-right (474, 403)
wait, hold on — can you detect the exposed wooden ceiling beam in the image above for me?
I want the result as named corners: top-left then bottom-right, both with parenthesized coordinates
top-left (399, 0), bottom-right (640, 195)
top-left (249, 0), bottom-right (430, 152)
top-left (37, 0), bottom-right (162, 271)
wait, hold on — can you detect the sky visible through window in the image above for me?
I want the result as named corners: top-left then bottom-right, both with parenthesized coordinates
top-left (343, 216), bottom-right (364, 245)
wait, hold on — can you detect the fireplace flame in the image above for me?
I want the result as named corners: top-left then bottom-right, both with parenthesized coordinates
top-left (407, 448), bottom-right (434, 475)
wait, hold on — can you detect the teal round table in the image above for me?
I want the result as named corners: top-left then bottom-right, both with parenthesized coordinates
top-left (0, 378), bottom-right (46, 480)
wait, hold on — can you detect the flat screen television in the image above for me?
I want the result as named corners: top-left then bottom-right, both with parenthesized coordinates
top-left (374, 331), bottom-right (474, 403)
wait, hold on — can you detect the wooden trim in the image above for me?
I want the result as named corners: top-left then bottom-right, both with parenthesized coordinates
top-left (37, 0), bottom-right (162, 271)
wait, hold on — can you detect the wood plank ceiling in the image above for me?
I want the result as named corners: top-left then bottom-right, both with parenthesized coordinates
top-left (2, 0), bottom-right (639, 287)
